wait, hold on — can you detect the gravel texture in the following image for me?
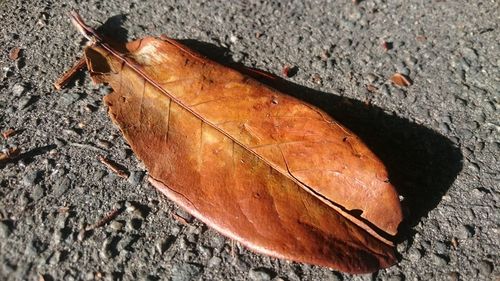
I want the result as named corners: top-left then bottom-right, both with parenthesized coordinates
top-left (0, 0), bottom-right (498, 280)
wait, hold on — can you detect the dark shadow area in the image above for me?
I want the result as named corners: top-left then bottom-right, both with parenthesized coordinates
top-left (97, 14), bottom-right (129, 46)
top-left (0, 144), bottom-right (57, 169)
top-left (178, 40), bottom-right (463, 241)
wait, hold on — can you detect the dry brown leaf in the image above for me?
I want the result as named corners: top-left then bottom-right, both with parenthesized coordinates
top-left (390, 73), bottom-right (412, 87)
top-left (58, 12), bottom-right (403, 273)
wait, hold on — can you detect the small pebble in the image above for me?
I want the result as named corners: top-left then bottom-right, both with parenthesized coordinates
top-left (128, 171), bottom-right (144, 186)
top-left (96, 139), bottom-right (112, 149)
top-left (12, 83), bottom-right (26, 95)
top-left (365, 73), bottom-right (378, 83)
top-left (461, 47), bottom-right (478, 62)
top-left (478, 260), bottom-right (493, 275)
top-left (0, 220), bottom-right (12, 238)
top-left (31, 185), bottom-right (45, 201)
top-left (207, 256), bottom-right (222, 268)
top-left (249, 268), bottom-right (272, 281)
top-left (94, 170), bottom-right (106, 181)
top-left (109, 221), bottom-right (124, 231)
top-left (446, 272), bottom-right (459, 281)
top-left (48, 250), bottom-right (61, 265)
top-left (408, 248), bottom-right (422, 262)
top-left (125, 201), bottom-right (137, 213)
top-left (198, 245), bottom-right (212, 258)
top-left (60, 92), bottom-right (81, 106)
top-left (432, 254), bottom-right (448, 266)
top-left (170, 263), bottom-right (202, 281)
top-left (22, 170), bottom-right (40, 186)
top-left (155, 236), bottom-right (173, 254)
top-left (434, 241), bottom-right (448, 254)
top-left (18, 96), bottom-right (33, 109)
top-left (54, 178), bottom-right (71, 196)
top-left (77, 229), bottom-right (87, 241)
top-left (456, 225), bottom-right (474, 239)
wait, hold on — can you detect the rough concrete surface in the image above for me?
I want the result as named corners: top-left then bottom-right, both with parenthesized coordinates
top-left (0, 0), bottom-right (498, 280)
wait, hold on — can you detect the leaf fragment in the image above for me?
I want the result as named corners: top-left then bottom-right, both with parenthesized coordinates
top-left (0, 147), bottom-right (20, 163)
top-left (9, 47), bottom-right (21, 60)
top-left (390, 73), bottom-right (412, 87)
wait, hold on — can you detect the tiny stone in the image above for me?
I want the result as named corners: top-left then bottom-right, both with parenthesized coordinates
top-left (446, 272), bottom-right (459, 281)
top-left (380, 84), bottom-right (390, 95)
top-left (31, 185), bottom-right (45, 201)
top-left (198, 245), bottom-right (212, 258)
top-left (207, 256), bottom-right (222, 268)
top-left (171, 225), bottom-right (181, 236)
top-left (96, 139), bottom-right (112, 149)
top-left (175, 209), bottom-right (193, 223)
top-left (0, 220), bottom-right (12, 238)
top-left (131, 208), bottom-right (146, 219)
top-left (408, 248), bottom-right (422, 262)
top-left (155, 237), bottom-right (173, 254)
top-left (397, 240), bottom-right (409, 253)
top-left (48, 250), bottom-right (61, 265)
top-left (420, 240), bottom-right (431, 250)
top-left (77, 229), bottom-right (87, 241)
top-left (434, 241), bottom-right (448, 254)
top-left (233, 258), bottom-right (250, 271)
top-left (23, 170), bottom-right (40, 186)
top-left (12, 83), bottom-right (26, 95)
top-left (478, 260), bottom-right (493, 275)
top-left (471, 188), bottom-right (484, 198)
top-left (170, 263), bottom-right (202, 281)
top-left (100, 238), bottom-right (113, 260)
top-left (461, 47), bottom-right (478, 62)
top-left (128, 171), bottom-right (144, 186)
top-left (109, 221), bottom-right (124, 231)
top-left (125, 202), bottom-right (137, 213)
top-left (365, 73), bottom-right (378, 83)
top-left (432, 254), bottom-right (448, 266)
top-left (18, 96), bottom-right (33, 109)
top-left (456, 225), bottom-right (474, 239)
top-left (249, 268), bottom-right (272, 281)
top-left (60, 92), bottom-right (81, 106)
top-left (94, 170), bottom-right (106, 181)
top-left (52, 229), bottom-right (64, 244)
top-left (54, 178), bottom-right (71, 196)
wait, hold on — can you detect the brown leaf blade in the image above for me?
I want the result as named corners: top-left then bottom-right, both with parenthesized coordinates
top-left (65, 13), bottom-right (403, 273)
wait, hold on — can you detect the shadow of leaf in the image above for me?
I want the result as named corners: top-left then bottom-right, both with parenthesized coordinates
top-left (179, 40), bottom-right (463, 240)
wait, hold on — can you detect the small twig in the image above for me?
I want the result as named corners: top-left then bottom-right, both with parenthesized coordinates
top-left (54, 56), bottom-right (87, 90)
top-left (86, 207), bottom-right (123, 231)
top-left (230, 239), bottom-right (236, 258)
top-left (172, 213), bottom-right (190, 225)
top-left (2, 128), bottom-right (18, 139)
top-left (68, 142), bottom-right (105, 152)
top-left (98, 155), bottom-right (129, 178)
